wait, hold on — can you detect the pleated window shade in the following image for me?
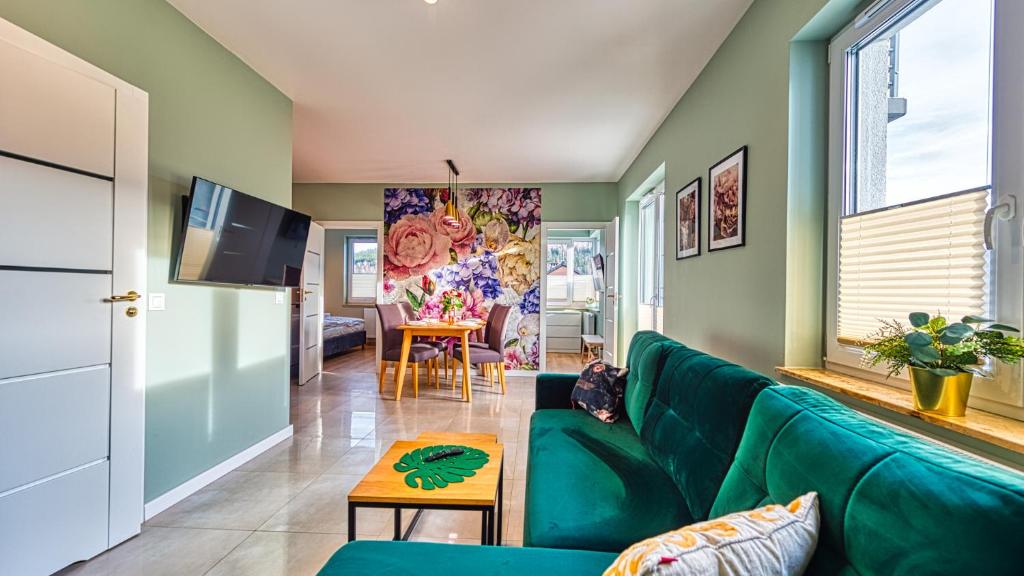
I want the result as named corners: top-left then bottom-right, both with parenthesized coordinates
top-left (837, 188), bottom-right (990, 343)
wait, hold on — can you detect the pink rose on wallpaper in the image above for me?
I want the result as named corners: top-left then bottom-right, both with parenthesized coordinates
top-left (462, 288), bottom-right (489, 321)
top-left (431, 208), bottom-right (475, 258)
top-left (504, 347), bottom-right (527, 370)
top-left (384, 214), bottom-right (453, 280)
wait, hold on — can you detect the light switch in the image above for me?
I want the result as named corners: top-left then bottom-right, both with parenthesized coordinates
top-left (148, 293), bottom-right (166, 311)
top-left (275, 291), bottom-right (285, 304)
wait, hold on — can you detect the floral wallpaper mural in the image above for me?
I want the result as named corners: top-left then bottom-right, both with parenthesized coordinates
top-left (383, 187), bottom-right (542, 370)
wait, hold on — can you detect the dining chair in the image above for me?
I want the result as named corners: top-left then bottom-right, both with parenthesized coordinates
top-left (398, 301), bottom-right (445, 387)
top-left (452, 303), bottom-right (512, 395)
top-left (376, 303), bottom-right (439, 398)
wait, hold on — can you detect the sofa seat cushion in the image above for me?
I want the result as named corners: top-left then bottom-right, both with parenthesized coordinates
top-left (711, 386), bottom-right (1024, 576)
top-left (318, 541), bottom-right (619, 576)
top-left (525, 409), bottom-right (692, 552)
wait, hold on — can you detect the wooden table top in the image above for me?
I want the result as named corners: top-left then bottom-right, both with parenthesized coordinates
top-left (348, 439), bottom-right (503, 507)
top-left (397, 320), bottom-right (485, 336)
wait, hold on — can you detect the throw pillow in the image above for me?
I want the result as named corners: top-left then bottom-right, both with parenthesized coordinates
top-left (571, 360), bottom-right (629, 423)
top-left (604, 492), bottom-right (820, 576)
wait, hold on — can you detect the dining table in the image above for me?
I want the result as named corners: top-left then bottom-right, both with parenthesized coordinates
top-left (393, 319), bottom-right (486, 402)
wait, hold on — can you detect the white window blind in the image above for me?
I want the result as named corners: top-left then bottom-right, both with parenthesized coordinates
top-left (837, 189), bottom-right (989, 343)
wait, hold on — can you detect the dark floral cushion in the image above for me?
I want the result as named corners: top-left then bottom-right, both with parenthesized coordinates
top-left (571, 361), bottom-right (629, 423)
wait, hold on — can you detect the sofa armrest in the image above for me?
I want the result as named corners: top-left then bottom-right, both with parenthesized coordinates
top-left (535, 373), bottom-right (580, 410)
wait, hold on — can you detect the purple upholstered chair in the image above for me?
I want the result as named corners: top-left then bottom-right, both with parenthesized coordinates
top-left (376, 303), bottom-right (439, 398)
top-left (399, 301), bottom-right (447, 385)
top-left (452, 304), bottom-right (512, 395)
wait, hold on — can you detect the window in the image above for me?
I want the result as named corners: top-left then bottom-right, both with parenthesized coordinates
top-left (346, 237), bottom-right (377, 304)
top-left (639, 184), bottom-right (665, 333)
top-left (827, 0), bottom-right (1024, 414)
top-left (546, 237), bottom-right (598, 307)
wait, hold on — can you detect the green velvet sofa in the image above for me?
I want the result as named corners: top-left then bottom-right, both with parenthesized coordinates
top-left (319, 332), bottom-right (1024, 575)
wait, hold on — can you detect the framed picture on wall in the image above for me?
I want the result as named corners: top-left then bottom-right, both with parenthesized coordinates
top-left (708, 146), bottom-right (747, 251)
top-left (675, 177), bottom-right (701, 260)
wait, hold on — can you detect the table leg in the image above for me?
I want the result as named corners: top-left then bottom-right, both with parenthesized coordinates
top-left (481, 509), bottom-right (490, 545)
top-left (394, 508), bottom-right (401, 540)
top-left (497, 456), bottom-right (504, 545)
top-left (461, 331), bottom-right (472, 402)
top-left (348, 503), bottom-right (356, 542)
top-left (394, 330), bottom-right (413, 401)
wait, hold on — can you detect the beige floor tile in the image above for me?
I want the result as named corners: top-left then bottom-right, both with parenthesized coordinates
top-left (237, 436), bottom-right (358, 474)
top-left (258, 474), bottom-right (390, 535)
top-left (146, 471), bottom-right (317, 531)
top-left (55, 527), bottom-right (250, 576)
top-left (205, 531), bottom-right (346, 576)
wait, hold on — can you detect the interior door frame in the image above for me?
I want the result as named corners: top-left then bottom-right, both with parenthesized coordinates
top-left (0, 18), bottom-right (149, 548)
top-left (539, 221), bottom-right (616, 373)
top-left (318, 220), bottom-right (385, 369)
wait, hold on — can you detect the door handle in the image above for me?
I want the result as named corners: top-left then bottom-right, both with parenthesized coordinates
top-left (106, 291), bottom-right (141, 302)
top-left (303, 290), bottom-right (315, 295)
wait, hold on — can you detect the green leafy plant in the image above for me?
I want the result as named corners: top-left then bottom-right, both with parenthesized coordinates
top-left (863, 313), bottom-right (1024, 378)
top-left (393, 445), bottom-right (489, 490)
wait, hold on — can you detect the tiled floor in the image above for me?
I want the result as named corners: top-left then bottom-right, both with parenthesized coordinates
top-left (58, 345), bottom-right (536, 576)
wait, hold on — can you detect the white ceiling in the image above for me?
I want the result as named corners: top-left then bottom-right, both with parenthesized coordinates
top-left (168, 0), bottom-right (753, 183)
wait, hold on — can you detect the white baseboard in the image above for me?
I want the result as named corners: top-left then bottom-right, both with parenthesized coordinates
top-left (143, 425), bottom-right (293, 520)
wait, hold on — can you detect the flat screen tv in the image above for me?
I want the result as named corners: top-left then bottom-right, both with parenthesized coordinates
top-left (173, 176), bottom-right (311, 288)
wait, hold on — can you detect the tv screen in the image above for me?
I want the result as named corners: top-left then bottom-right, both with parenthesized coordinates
top-left (173, 177), bottom-right (311, 287)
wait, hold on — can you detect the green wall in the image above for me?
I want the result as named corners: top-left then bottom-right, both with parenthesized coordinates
top-left (616, 0), bottom-right (862, 375)
top-left (293, 182), bottom-right (618, 223)
top-left (0, 0), bottom-right (294, 501)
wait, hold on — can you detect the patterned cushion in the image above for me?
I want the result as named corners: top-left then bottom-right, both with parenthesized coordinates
top-left (571, 361), bottom-right (628, 423)
top-left (604, 492), bottom-right (819, 576)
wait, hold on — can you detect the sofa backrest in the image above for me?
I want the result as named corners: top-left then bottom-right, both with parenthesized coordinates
top-left (622, 331), bottom-right (680, 434)
top-left (639, 345), bottom-right (773, 521)
top-left (711, 386), bottom-right (1024, 576)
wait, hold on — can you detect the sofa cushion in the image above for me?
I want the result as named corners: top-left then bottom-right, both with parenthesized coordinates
top-left (623, 331), bottom-right (677, 434)
top-left (711, 386), bottom-right (1024, 576)
top-left (318, 541), bottom-right (619, 576)
top-left (640, 345), bottom-right (773, 521)
top-left (525, 409), bottom-right (691, 552)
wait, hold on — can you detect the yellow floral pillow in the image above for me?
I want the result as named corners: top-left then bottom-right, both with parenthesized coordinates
top-left (604, 492), bottom-right (820, 576)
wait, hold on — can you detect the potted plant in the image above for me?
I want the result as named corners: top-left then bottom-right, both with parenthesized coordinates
top-left (863, 312), bottom-right (1024, 416)
top-left (440, 289), bottom-right (464, 325)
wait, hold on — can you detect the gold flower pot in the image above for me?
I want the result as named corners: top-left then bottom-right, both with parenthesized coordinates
top-left (909, 367), bottom-right (973, 417)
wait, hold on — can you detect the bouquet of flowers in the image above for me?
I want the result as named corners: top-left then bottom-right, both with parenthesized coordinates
top-left (440, 289), bottom-right (465, 323)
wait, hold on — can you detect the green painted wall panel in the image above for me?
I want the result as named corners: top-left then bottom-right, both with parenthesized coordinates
top-left (615, 0), bottom-right (861, 375)
top-left (0, 0), bottom-right (294, 502)
top-left (293, 182), bottom-right (618, 223)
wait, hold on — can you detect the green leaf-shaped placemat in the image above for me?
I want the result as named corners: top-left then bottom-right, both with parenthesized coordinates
top-left (393, 444), bottom-right (490, 490)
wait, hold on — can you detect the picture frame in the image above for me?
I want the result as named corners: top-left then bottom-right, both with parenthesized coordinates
top-left (708, 146), bottom-right (747, 251)
top-left (675, 177), bottom-right (701, 260)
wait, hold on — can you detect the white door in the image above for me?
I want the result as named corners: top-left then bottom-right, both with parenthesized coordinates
top-left (638, 185), bottom-right (665, 333)
top-left (299, 222), bottom-right (325, 384)
top-left (603, 217), bottom-right (619, 364)
top-left (0, 27), bottom-right (147, 576)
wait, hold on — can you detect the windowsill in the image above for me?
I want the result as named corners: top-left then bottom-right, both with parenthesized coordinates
top-left (776, 367), bottom-right (1024, 455)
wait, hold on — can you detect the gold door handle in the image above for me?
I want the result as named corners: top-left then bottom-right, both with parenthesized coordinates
top-left (106, 291), bottom-right (141, 302)
top-left (303, 290), bottom-right (314, 295)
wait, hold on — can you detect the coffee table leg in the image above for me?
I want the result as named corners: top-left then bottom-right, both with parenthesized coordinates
top-left (394, 508), bottom-right (402, 540)
top-left (348, 503), bottom-right (356, 542)
top-left (497, 458), bottom-right (504, 546)
top-left (481, 509), bottom-right (489, 545)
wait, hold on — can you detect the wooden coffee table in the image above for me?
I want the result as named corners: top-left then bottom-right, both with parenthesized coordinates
top-left (347, 433), bottom-right (504, 545)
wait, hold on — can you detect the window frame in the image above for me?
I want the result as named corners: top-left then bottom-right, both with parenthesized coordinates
top-left (345, 235), bottom-right (377, 306)
top-left (825, 0), bottom-right (1024, 418)
top-left (546, 237), bottom-right (598, 308)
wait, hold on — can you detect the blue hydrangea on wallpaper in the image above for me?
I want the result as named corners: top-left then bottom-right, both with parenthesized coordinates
top-left (382, 187), bottom-right (543, 370)
top-left (519, 285), bottom-right (540, 315)
top-left (384, 188), bottom-right (433, 225)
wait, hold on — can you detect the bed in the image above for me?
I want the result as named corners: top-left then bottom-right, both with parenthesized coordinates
top-left (291, 313), bottom-right (368, 377)
top-left (323, 314), bottom-right (367, 357)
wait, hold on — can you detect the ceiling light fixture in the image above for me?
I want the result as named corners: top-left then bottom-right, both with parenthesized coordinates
top-left (424, 0), bottom-right (438, 4)
top-left (442, 159), bottom-right (461, 230)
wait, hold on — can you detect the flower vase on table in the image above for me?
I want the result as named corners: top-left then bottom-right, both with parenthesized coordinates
top-left (441, 290), bottom-right (464, 326)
